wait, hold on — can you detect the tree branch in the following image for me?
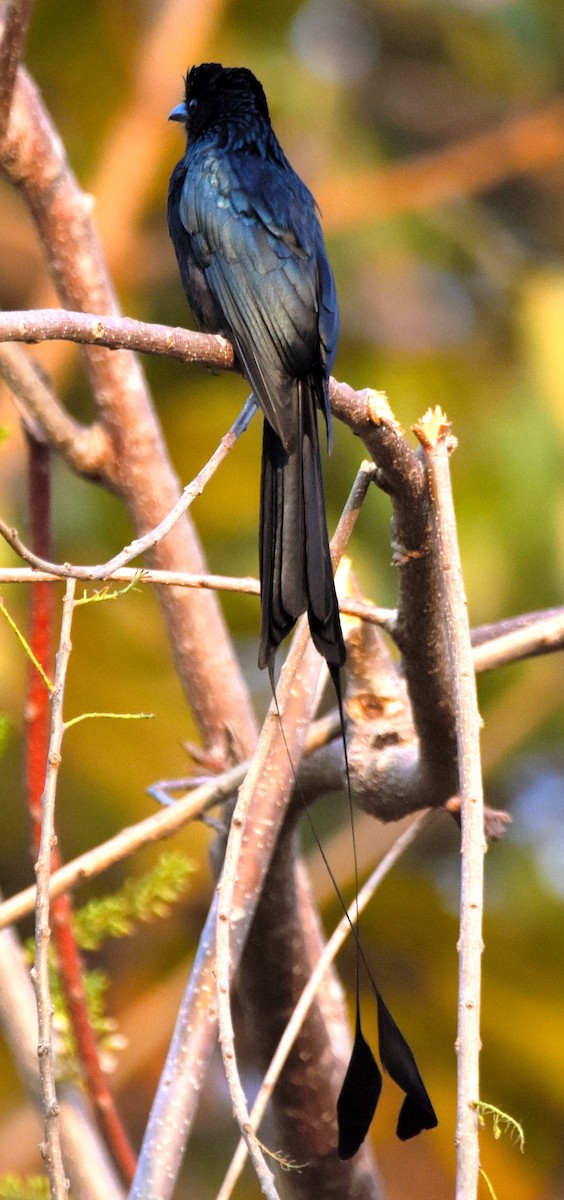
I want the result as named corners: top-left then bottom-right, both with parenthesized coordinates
top-left (415, 410), bottom-right (485, 1200)
top-left (472, 607), bottom-right (564, 671)
top-left (0, 563), bottom-right (562, 668)
top-left (31, 579), bottom-right (76, 1200)
top-left (0, 306), bottom-right (233, 370)
top-left (0, 0), bottom-right (33, 140)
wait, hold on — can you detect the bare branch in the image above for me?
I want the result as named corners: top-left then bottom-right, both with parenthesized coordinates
top-left (31, 579), bottom-right (76, 1200)
top-left (0, 566), bottom-right (258, 590)
top-left (415, 410), bottom-right (485, 1200)
top-left (0, 761), bottom-right (248, 932)
top-left (1, 561), bottom-right (562, 670)
top-left (472, 606), bottom-right (564, 670)
top-left (130, 891), bottom-right (220, 1200)
top-left (0, 306), bottom-right (234, 370)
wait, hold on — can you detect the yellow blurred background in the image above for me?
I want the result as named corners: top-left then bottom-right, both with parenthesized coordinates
top-left (0, 1), bottom-right (563, 1196)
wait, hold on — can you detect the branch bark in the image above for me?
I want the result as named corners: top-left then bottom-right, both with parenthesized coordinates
top-left (416, 410), bottom-right (485, 1200)
top-left (0, 0), bottom-right (33, 139)
top-left (31, 579), bottom-right (76, 1200)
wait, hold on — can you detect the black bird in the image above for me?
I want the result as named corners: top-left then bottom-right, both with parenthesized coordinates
top-left (167, 63), bottom-right (437, 1159)
top-left (167, 62), bottom-right (344, 675)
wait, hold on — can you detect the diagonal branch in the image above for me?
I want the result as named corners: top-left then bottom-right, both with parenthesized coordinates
top-left (131, 466), bottom-right (375, 1200)
top-left (0, 395), bottom-right (257, 578)
top-left (215, 466), bottom-right (375, 1200)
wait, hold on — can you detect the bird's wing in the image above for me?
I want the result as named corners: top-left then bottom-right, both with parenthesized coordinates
top-left (178, 149), bottom-right (336, 451)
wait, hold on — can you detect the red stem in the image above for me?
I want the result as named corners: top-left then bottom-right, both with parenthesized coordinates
top-left (25, 431), bottom-right (137, 1185)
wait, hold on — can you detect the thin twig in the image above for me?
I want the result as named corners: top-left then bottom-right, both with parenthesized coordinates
top-left (0, 594), bottom-right (53, 689)
top-left (217, 811), bottom-right (435, 1200)
top-left (31, 578), bottom-right (77, 1200)
top-left (0, 395), bottom-right (258, 579)
top-left (415, 409), bottom-right (485, 1200)
top-left (0, 564), bottom-right (261, 592)
top-left (2, 562), bottom-right (563, 668)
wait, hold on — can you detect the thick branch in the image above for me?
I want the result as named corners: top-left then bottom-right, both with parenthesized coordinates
top-left (332, 384), bottom-right (460, 809)
top-left (0, 307), bottom-right (233, 370)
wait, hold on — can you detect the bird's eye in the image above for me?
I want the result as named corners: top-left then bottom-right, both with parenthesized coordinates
top-left (188, 98), bottom-right (198, 112)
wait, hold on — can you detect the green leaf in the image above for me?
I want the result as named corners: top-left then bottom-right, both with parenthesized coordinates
top-left (73, 852), bottom-right (195, 951)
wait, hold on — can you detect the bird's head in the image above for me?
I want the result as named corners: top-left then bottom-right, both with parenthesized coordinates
top-left (168, 63), bottom-right (270, 143)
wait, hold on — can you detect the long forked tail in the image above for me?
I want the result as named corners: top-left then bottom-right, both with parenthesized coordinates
top-left (258, 378), bottom-right (345, 672)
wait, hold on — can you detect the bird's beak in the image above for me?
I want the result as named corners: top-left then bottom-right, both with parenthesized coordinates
top-left (168, 101), bottom-right (187, 123)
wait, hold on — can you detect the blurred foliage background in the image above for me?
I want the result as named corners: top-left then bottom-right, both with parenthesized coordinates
top-left (0, 0), bottom-right (563, 1196)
